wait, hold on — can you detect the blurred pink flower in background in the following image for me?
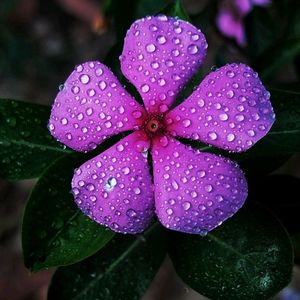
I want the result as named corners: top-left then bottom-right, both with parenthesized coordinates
top-left (216, 0), bottom-right (271, 46)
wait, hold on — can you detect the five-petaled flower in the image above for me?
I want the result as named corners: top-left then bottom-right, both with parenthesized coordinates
top-left (49, 15), bottom-right (275, 235)
top-left (216, 0), bottom-right (270, 46)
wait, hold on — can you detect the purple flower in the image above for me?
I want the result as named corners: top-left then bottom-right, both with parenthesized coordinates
top-left (216, 0), bottom-right (271, 46)
top-left (49, 16), bottom-right (275, 235)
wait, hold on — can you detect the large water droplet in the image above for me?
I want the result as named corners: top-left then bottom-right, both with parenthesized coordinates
top-left (182, 201), bottom-right (191, 211)
top-left (187, 44), bottom-right (199, 54)
top-left (104, 177), bottom-right (117, 192)
top-left (146, 43), bottom-right (156, 53)
top-left (157, 35), bottom-right (166, 44)
top-left (80, 74), bottom-right (90, 84)
top-left (141, 84), bottom-right (150, 93)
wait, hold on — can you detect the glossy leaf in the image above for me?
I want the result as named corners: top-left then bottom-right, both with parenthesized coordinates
top-left (255, 38), bottom-right (300, 80)
top-left (0, 99), bottom-right (71, 180)
top-left (48, 224), bottom-right (166, 300)
top-left (168, 204), bottom-right (293, 300)
top-left (22, 153), bottom-right (114, 272)
top-left (248, 174), bottom-right (300, 234)
top-left (160, 0), bottom-right (190, 21)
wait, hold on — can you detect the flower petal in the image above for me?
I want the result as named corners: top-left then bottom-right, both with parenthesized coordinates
top-left (216, 6), bottom-right (246, 46)
top-left (71, 131), bottom-right (154, 234)
top-left (49, 61), bottom-right (145, 152)
top-left (152, 136), bottom-right (248, 234)
top-left (166, 63), bottom-right (275, 152)
top-left (120, 15), bottom-right (207, 112)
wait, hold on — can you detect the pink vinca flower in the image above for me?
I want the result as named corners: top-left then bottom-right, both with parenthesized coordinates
top-left (216, 0), bottom-right (270, 46)
top-left (49, 16), bottom-right (275, 235)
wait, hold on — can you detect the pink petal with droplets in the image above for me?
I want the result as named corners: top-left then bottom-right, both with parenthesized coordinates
top-left (120, 15), bottom-right (207, 113)
top-left (166, 63), bottom-right (275, 152)
top-left (152, 137), bottom-right (248, 234)
top-left (71, 131), bottom-right (154, 234)
top-left (49, 61), bottom-right (145, 152)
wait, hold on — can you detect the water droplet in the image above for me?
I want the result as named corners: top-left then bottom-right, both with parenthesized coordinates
top-left (141, 84), bottom-right (150, 93)
top-left (191, 34), bottom-right (199, 41)
top-left (159, 136), bottom-right (169, 147)
top-left (146, 43), bottom-right (156, 53)
top-left (158, 78), bottom-right (166, 86)
top-left (87, 89), bottom-right (96, 97)
top-left (205, 184), bottom-right (213, 192)
top-left (99, 81), bottom-right (107, 90)
top-left (104, 177), bottom-right (117, 192)
top-left (157, 35), bottom-right (166, 44)
top-left (122, 167), bottom-right (130, 175)
top-left (171, 180), bottom-right (179, 190)
top-left (80, 74), bottom-right (90, 84)
top-left (247, 129), bottom-right (256, 137)
top-left (151, 62), bottom-right (160, 69)
top-left (227, 133), bottom-right (235, 142)
top-left (191, 191), bottom-right (198, 198)
top-left (95, 67), bottom-right (103, 76)
top-left (166, 208), bottom-right (173, 215)
top-left (235, 114), bottom-right (244, 122)
top-left (72, 86), bottom-right (80, 94)
top-left (219, 113), bottom-right (228, 121)
top-left (187, 44), bottom-right (198, 54)
top-left (183, 119), bottom-right (191, 127)
top-left (76, 64), bottom-right (83, 72)
top-left (226, 90), bottom-right (235, 98)
top-left (198, 98), bottom-right (205, 107)
top-left (208, 132), bottom-right (218, 140)
top-left (117, 144), bottom-right (124, 152)
top-left (126, 209), bottom-right (137, 217)
top-left (134, 187), bottom-right (141, 195)
top-left (104, 121), bottom-right (112, 128)
top-left (226, 70), bottom-right (235, 78)
top-left (60, 118), bottom-right (68, 125)
top-left (86, 107), bottom-right (93, 116)
top-left (198, 170), bottom-right (206, 178)
top-left (182, 202), bottom-right (191, 211)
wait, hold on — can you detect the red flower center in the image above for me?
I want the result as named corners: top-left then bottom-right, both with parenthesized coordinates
top-left (142, 113), bottom-right (166, 138)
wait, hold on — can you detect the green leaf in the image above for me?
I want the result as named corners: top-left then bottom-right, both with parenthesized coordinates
top-left (0, 99), bottom-right (71, 180)
top-left (22, 153), bottom-right (114, 272)
top-left (254, 38), bottom-right (300, 80)
top-left (248, 174), bottom-right (300, 234)
top-left (160, 0), bottom-right (190, 21)
top-left (168, 204), bottom-right (293, 300)
top-left (245, 7), bottom-right (278, 58)
top-left (48, 224), bottom-right (166, 300)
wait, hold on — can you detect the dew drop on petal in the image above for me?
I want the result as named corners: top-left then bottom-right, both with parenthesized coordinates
top-left (141, 84), bottom-right (150, 93)
top-left (226, 90), bottom-right (235, 98)
top-left (157, 35), bottom-right (167, 44)
top-left (104, 177), bottom-right (117, 192)
top-left (219, 113), bottom-right (228, 121)
top-left (227, 133), bottom-right (235, 142)
top-left (171, 180), bottom-right (179, 190)
top-left (187, 44), bottom-right (199, 54)
top-left (146, 43), bottom-right (156, 53)
top-left (80, 74), bottom-right (90, 84)
top-left (208, 132), bottom-right (218, 140)
top-left (134, 187), bottom-right (141, 195)
top-left (126, 209), bottom-right (137, 218)
top-left (183, 119), bottom-right (191, 127)
top-left (182, 201), bottom-right (191, 211)
top-left (99, 81), bottom-right (107, 90)
top-left (205, 184), bottom-right (213, 192)
top-left (166, 208), bottom-right (173, 215)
